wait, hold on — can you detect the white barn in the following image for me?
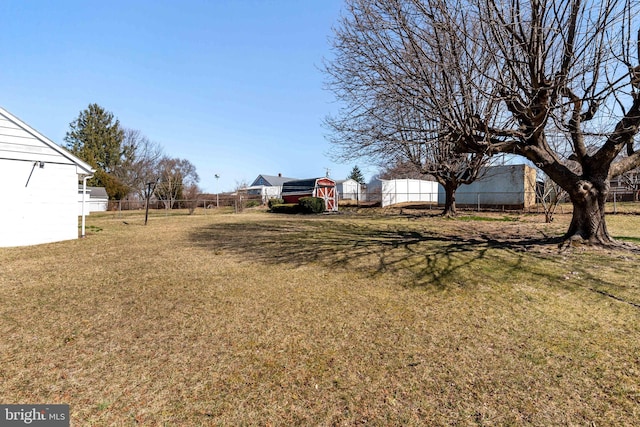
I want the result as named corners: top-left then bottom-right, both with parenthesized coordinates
top-left (1, 107), bottom-right (94, 247)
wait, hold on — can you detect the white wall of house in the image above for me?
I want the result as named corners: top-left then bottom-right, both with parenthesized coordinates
top-left (264, 186), bottom-right (282, 200)
top-left (3, 159), bottom-right (80, 246)
top-left (246, 185), bottom-right (283, 202)
top-left (381, 179), bottom-right (439, 207)
top-left (1, 107), bottom-right (93, 247)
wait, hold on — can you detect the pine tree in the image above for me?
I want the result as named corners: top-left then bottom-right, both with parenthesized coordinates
top-left (65, 104), bottom-right (127, 199)
top-left (347, 165), bottom-right (365, 183)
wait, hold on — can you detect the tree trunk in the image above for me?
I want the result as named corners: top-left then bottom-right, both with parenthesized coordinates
top-left (565, 179), bottom-right (613, 244)
top-left (442, 184), bottom-right (457, 217)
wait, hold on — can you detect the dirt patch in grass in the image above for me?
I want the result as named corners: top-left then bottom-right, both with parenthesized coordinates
top-left (1, 211), bottom-right (640, 425)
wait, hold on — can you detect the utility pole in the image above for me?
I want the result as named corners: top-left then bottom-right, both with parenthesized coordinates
top-left (215, 174), bottom-right (220, 208)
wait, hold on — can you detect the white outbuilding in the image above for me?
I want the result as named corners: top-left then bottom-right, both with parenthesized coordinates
top-left (381, 178), bottom-right (439, 207)
top-left (439, 164), bottom-right (536, 209)
top-left (1, 106), bottom-right (95, 247)
top-left (78, 186), bottom-right (109, 214)
top-left (336, 179), bottom-right (363, 201)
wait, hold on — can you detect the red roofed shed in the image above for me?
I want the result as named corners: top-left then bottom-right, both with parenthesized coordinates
top-left (281, 177), bottom-right (338, 212)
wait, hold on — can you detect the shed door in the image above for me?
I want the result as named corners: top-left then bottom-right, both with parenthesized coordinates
top-left (317, 185), bottom-right (337, 211)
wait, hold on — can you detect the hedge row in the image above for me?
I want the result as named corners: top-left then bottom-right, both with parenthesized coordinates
top-left (269, 197), bottom-right (325, 214)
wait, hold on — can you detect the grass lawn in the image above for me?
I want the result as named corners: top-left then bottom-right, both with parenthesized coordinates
top-left (1, 208), bottom-right (640, 425)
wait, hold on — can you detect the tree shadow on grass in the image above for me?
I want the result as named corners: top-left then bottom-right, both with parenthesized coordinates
top-left (188, 218), bottom-right (566, 289)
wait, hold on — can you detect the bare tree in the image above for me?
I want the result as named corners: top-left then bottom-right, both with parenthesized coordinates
top-left (377, 159), bottom-right (426, 180)
top-left (116, 128), bottom-right (164, 200)
top-left (155, 157), bottom-right (199, 209)
top-left (325, 0), bottom-right (496, 216)
top-left (460, 0), bottom-right (640, 244)
top-left (327, 0), bottom-right (640, 244)
top-left (531, 169), bottom-right (567, 223)
top-left (528, 132), bottom-right (581, 222)
top-left (231, 180), bottom-right (250, 213)
top-left (183, 183), bottom-right (202, 215)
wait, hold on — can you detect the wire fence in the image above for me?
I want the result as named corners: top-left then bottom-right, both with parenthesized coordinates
top-left (339, 189), bottom-right (537, 209)
top-left (337, 189), bottom-right (640, 216)
top-left (107, 194), bottom-right (263, 213)
top-left (87, 188), bottom-right (640, 217)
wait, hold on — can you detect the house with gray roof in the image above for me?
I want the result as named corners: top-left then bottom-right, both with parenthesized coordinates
top-left (247, 173), bottom-right (297, 202)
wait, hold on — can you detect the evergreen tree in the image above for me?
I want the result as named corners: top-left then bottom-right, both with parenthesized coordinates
top-left (347, 165), bottom-right (365, 183)
top-left (65, 104), bottom-right (128, 199)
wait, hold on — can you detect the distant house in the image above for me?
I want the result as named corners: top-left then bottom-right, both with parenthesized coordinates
top-left (281, 177), bottom-right (338, 212)
top-left (247, 173), bottom-right (297, 202)
top-left (78, 186), bottom-right (109, 214)
top-left (1, 106), bottom-right (94, 247)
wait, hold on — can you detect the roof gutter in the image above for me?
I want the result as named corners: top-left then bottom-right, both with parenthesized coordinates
top-left (81, 174), bottom-right (94, 238)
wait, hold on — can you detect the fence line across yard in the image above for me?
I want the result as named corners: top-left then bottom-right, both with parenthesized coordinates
top-left (85, 189), bottom-right (640, 217)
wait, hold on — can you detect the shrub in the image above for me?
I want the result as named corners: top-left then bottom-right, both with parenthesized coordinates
top-left (269, 197), bottom-right (325, 214)
top-left (299, 197), bottom-right (325, 214)
top-left (270, 203), bottom-right (300, 214)
top-left (268, 198), bottom-right (284, 209)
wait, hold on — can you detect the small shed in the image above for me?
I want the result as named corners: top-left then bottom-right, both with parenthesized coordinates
top-left (281, 177), bottom-right (338, 212)
top-left (1, 106), bottom-right (94, 247)
top-left (336, 179), bottom-right (362, 201)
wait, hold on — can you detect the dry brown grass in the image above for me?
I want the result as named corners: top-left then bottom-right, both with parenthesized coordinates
top-left (1, 209), bottom-right (640, 425)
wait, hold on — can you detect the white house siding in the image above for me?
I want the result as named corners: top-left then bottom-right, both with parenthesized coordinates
top-left (263, 186), bottom-right (282, 200)
top-left (0, 107), bottom-right (93, 247)
top-left (3, 159), bottom-right (80, 246)
top-left (381, 179), bottom-right (439, 207)
top-left (246, 185), bottom-right (283, 202)
top-left (0, 114), bottom-right (66, 163)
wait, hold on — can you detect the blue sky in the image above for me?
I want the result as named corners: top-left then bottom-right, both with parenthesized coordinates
top-left (0, 0), bottom-right (373, 192)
